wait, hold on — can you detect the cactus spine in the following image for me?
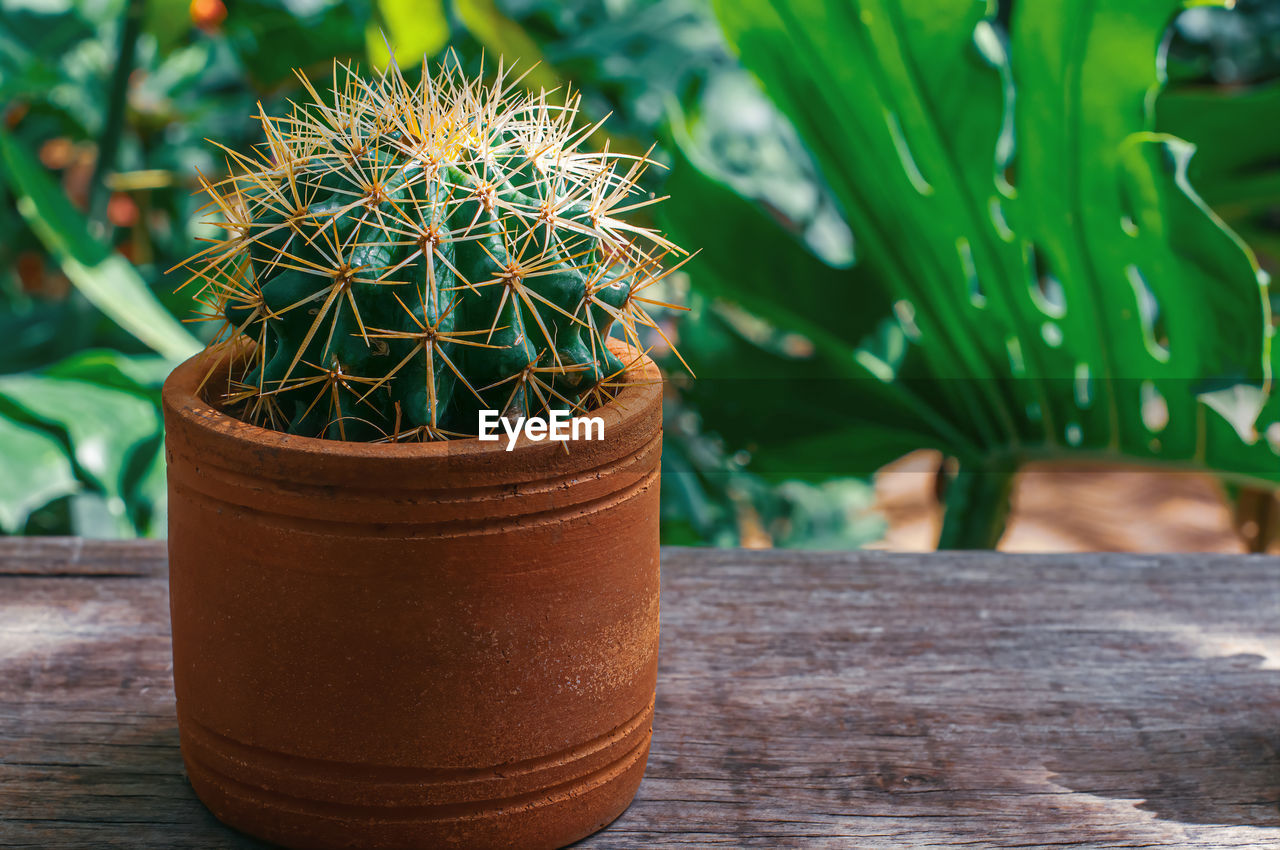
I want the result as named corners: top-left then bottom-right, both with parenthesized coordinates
top-left (179, 57), bottom-right (685, 441)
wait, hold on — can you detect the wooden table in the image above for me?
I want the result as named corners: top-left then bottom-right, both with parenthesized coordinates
top-left (3, 539), bottom-right (1279, 848)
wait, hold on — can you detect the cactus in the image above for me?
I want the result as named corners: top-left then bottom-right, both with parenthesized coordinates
top-left (178, 57), bottom-right (686, 441)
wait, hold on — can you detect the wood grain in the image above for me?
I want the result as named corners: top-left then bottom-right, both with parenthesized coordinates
top-left (2, 539), bottom-right (1278, 848)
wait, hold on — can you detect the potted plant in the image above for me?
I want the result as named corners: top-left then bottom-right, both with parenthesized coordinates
top-left (163, 57), bottom-right (686, 849)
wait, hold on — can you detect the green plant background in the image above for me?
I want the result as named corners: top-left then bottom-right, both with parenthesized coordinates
top-left (2, 0), bottom-right (1277, 547)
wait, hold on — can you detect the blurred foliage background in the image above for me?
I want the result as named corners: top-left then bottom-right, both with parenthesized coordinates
top-left (1, 0), bottom-right (1277, 548)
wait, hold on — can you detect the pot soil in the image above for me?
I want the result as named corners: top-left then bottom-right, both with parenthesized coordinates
top-left (162, 341), bottom-right (662, 849)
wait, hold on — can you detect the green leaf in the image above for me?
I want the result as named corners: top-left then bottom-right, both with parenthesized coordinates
top-left (451, 0), bottom-right (565, 92)
top-left (43, 349), bottom-right (170, 535)
top-left (133, 442), bottom-right (168, 538)
top-left (1157, 80), bottom-right (1280, 263)
top-left (0, 128), bottom-right (201, 362)
top-left (661, 144), bottom-right (886, 362)
top-left (68, 493), bottom-right (129, 539)
top-left (662, 138), bottom-right (979, 474)
top-left (660, 397), bottom-right (887, 548)
top-left (0, 414), bottom-right (79, 533)
top-left (0, 374), bottom-right (162, 537)
top-left (368, 0), bottom-right (450, 69)
top-left (222, 0), bottom-right (373, 88)
top-left (699, 0), bottom-right (1280, 515)
top-left (43, 348), bottom-right (170, 398)
top-left (675, 296), bottom-right (950, 478)
top-left (144, 0), bottom-right (196, 55)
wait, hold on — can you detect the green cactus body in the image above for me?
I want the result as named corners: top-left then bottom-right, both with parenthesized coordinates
top-left (182, 60), bottom-right (683, 441)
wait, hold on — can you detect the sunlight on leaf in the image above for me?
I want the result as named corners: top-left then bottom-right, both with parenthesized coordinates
top-left (0, 129), bottom-right (201, 362)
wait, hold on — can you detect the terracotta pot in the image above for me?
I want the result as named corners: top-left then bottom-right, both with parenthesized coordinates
top-left (162, 341), bottom-right (662, 849)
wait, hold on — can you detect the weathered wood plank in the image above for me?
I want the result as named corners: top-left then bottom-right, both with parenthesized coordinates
top-left (1, 541), bottom-right (1278, 848)
top-left (0, 537), bottom-right (166, 577)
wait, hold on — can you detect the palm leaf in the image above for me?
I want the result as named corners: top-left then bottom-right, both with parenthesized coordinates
top-left (683, 0), bottom-right (1280, 545)
top-left (1157, 80), bottom-right (1280, 266)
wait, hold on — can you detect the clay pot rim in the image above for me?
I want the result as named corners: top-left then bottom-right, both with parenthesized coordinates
top-left (163, 337), bottom-right (662, 466)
